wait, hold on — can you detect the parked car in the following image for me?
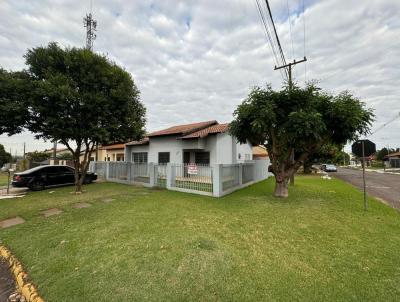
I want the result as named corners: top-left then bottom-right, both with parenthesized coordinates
top-left (12, 165), bottom-right (97, 191)
top-left (321, 164), bottom-right (337, 172)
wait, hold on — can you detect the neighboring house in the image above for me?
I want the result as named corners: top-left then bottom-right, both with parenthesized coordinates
top-left (100, 143), bottom-right (125, 162)
top-left (384, 151), bottom-right (400, 168)
top-left (125, 120), bottom-right (253, 165)
top-left (45, 147), bottom-right (70, 158)
top-left (253, 145), bottom-right (268, 160)
top-left (384, 151), bottom-right (400, 160)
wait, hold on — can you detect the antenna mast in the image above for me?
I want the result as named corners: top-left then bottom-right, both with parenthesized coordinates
top-left (83, 8), bottom-right (97, 50)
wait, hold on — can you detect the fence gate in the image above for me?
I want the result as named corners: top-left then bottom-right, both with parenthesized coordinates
top-left (155, 164), bottom-right (167, 188)
top-left (171, 163), bottom-right (213, 193)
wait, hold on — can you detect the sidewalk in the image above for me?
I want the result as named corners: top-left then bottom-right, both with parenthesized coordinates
top-left (345, 166), bottom-right (400, 175)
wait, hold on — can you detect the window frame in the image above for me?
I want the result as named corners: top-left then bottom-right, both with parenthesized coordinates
top-left (195, 151), bottom-right (210, 165)
top-left (158, 152), bottom-right (170, 164)
top-left (132, 152), bottom-right (148, 164)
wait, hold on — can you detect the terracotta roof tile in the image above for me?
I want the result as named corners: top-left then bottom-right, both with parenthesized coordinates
top-left (125, 137), bottom-right (150, 146)
top-left (181, 123), bottom-right (229, 139)
top-left (253, 145), bottom-right (268, 158)
top-left (100, 143), bottom-right (126, 150)
top-left (386, 151), bottom-right (400, 157)
top-left (147, 120), bottom-right (218, 137)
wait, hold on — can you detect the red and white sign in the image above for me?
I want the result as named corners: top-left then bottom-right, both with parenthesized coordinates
top-left (187, 164), bottom-right (198, 175)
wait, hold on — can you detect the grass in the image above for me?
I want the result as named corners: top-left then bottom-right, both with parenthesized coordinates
top-left (0, 172), bottom-right (10, 187)
top-left (0, 177), bottom-right (400, 301)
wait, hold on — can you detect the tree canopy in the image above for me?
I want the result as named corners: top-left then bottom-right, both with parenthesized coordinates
top-left (230, 84), bottom-right (374, 197)
top-left (26, 151), bottom-right (50, 163)
top-left (0, 144), bottom-right (12, 167)
top-left (0, 68), bottom-right (30, 135)
top-left (19, 42), bottom-right (146, 192)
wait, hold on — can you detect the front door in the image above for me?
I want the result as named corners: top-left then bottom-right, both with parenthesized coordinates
top-left (183, 151), bottom-right (190, 164)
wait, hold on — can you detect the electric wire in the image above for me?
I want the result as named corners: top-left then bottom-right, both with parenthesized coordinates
top-left (264, 0), bottom-right (288, 74)
top-left (255, 0), bottom-right (286, 81)
top-left (302, 0), bottom-right (307, 84)
top-left (286, 0), bottom-right (295, 63)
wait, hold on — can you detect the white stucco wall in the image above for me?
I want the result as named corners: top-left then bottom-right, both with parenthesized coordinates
top-left (235, 139), bottom-right (253, 162)
top-left (125, 132), bottom-right (253, 164)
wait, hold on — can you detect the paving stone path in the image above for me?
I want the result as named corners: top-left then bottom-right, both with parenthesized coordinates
top-left (72, 202), bottom-right (92, 209)
top-left (40, 208), bottom-right (63, 218)
top-left (102, 198), bottom-right (116, 203)
top-left (0, 191), bottom-right (146, 229)
top-left (0, 217), bottom-right (25, 229)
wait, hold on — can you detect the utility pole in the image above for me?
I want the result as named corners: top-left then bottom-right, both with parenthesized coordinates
top-left (274, 57), bottom-right (307, 185)
top-left (23, 142), bottom-right (26, 159)
top-left (361, 140), bottom-right (367, 211)
top-left (53, 141), bottom-right (57, 165)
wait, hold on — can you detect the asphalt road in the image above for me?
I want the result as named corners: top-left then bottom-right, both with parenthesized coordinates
top-left (333, 167), bottom-right (400, 209)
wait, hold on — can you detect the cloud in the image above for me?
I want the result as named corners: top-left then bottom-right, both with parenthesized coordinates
top-left (0, 0), bottom-right (399, 154)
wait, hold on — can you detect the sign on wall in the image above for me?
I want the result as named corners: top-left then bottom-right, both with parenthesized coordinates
top-left (187, 164), bottom-right (198, 175)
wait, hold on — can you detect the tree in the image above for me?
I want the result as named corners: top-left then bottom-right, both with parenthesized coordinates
top-left (376, 147), bottom-right (396, 161)
top-left (230, 84), bottom-right (373, 198)
top-left (0, 68), bottom-right (30, 135)
top-left (0, 144), bottom-right (12, 167)
top-left (302, 144), bottom-right (350, 173)
top-left (58, 152), bottom-right (73, 160)
top-left (26, 151), bottom-right (50, 163)
top-left (21, 43), bottom-right (146, 192)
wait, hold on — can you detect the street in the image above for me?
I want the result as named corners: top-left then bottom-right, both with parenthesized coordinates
top-left (334, 167), bottom-right (400, 209)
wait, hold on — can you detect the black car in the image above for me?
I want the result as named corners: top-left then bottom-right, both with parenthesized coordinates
top-left (12, 165), bottom-right (97, 191)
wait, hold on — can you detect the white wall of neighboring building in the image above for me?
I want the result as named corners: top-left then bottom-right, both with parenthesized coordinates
top-left (235, 138), bottom-right (253, 162)
top-left (125, 133), bottom-right (253, 165)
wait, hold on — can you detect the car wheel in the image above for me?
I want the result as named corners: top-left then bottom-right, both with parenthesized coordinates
top-left (29, 180), bottom-right (45, 191)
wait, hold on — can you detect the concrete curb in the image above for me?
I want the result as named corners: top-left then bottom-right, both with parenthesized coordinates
top-left (0, 245), bottom-right (44, 302)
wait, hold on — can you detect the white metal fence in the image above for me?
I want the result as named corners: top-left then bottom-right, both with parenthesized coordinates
top-left (171, 163), bottom-right (213, 193)
top-left (89, 159), bottom-right (271, 197)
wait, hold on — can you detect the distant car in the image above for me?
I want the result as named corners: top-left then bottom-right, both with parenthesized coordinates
top-left (322, 164), bottom-right (337, 172)
top-left (12, 165), bottom-right (97, 191)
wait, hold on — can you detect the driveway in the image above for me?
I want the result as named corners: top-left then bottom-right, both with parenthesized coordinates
top-left (333, 167), bottom-right (400, 209)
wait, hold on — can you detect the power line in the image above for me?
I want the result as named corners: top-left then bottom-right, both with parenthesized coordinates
top-left (255, 0), bottom-right (286, 81)
top-left (286, 0), bottom-right (295, 62)
top-left (301, 0), bottom-right (307, 83)
top-left (371, 112), bottom-right (400, 135)
top-left (264, 0), bottom-right (288, 73)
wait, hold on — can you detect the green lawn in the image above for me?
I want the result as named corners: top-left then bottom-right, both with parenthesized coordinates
top-left (1, 177), bottom-right (400, 301)
top-left (0, 172), bottom-right (10, 187)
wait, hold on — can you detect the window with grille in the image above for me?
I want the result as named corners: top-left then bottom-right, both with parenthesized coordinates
top-left (158, 152), bottom-right (170, 164)
top-left (195, 152), bottom-right (210, 165)
top-left (132, 152), bottom-right (148, 163)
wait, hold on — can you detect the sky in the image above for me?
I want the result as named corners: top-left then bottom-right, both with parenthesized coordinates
top-left (0, 0), bottom-right (399, 155)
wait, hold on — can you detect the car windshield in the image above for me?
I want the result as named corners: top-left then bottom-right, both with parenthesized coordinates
top-left (19, 166), bottom-right (47, 174)
top-left (326, 165), bottom-right (336, 168)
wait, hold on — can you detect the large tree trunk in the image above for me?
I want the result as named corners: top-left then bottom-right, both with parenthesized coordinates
top-left (303, 160), bottom-right (312, 174)
top-left (73, 159), bottom-right (82, 193)
top-left (274, 178), bottom-right (289, 198)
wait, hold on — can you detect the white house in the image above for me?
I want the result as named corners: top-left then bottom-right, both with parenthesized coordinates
top-left (124, 120), bottom-right (253, 165)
